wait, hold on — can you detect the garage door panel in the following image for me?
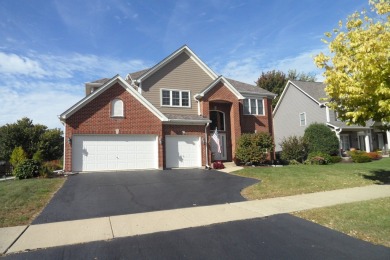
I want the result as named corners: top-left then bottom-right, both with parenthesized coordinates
top-left (72, 135), bottom-right (158, 171)
top-left (166, 136), bottom-right (201, 168)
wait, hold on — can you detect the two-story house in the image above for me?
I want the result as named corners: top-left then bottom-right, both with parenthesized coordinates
top-left (273, 80), bottom-right (389, 155)
top-left (59, 45), bottom-right (276, 172)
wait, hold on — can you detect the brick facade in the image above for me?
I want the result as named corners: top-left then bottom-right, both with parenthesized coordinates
top-left (64, 83), bottom-right (163, 171)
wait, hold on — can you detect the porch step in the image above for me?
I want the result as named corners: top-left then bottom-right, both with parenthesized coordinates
top-left (216, 161), bottom-right (243, 173)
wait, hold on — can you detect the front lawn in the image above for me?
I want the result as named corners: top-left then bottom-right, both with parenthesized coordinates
top-left (0, 178), bottom-right (65, 227)
top-left (234, 158), bottom-right (389, 200)
top-left (293, 198), bottom-right (390, 247)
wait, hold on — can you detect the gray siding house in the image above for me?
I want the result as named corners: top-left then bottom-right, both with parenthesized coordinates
top-left (273, 80), bottom-right (389, 155)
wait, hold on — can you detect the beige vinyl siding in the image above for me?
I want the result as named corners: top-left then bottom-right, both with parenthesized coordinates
top-left (141, 52), bottom-right (214, 115)
top-left (273, 83), bottom-right (327, 151)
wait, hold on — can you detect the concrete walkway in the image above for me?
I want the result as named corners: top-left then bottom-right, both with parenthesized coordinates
top-left (1, 184), bottom-right (389, 255)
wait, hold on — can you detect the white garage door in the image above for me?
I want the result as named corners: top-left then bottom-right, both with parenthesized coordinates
top-left (72, 135), bottom-right (158, 171)
top-left (165, 135), bottom-right (201, 168)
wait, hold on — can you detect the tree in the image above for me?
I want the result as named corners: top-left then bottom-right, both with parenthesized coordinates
top-left (256, 70), bottom-right (287, 107)
top-left (257, 70), bottom-right (316, 108)
top-left (287, 69), bottom-right (316, 82)
top-left (303, 123), bottom-right (340, 155)
top-left (38, 129), bottom-right (63, 161)
top-left (0, 117), bottom-right (63, 161)
top-left (314, 0), bottom-right (390, 127)
top-left (9, 146), bottom-right (28, 167)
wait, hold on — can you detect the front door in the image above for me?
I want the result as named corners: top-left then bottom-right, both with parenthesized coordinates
top-left (211, 132), bottom-right (227, 160)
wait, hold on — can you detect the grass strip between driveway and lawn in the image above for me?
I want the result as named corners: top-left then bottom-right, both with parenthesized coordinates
top-left (234, 158), bottom-right (389, 200)
top-left (0, 178), bottom-right (66, 228)
top-left (293, 197), bottom-right (390, 248)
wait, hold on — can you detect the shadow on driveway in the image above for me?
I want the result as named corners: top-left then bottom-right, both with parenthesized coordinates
top-left (33, 169), bottom-right (258, 224)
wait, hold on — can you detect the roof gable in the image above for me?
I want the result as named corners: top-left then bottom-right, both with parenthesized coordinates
top-left (196, 76), bottom-right (245, 100)
top-left (59, 75), bottom-right (168, 121)
top-left (135, 45), bottom-right (218, 83)
top-left (273, 80), bottom-right (327, 115)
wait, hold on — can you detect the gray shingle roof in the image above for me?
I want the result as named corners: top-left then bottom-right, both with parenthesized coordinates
top-left (91, 78), bottom-right (111, 84)
top-left (291, 80), bottom-right (327, 103)
top-left (164, 113), bottom-right (210, 121)
top-left (226, 78), bottom-right (275, 96)
top-left (128, 68), bottom-right (151, 80)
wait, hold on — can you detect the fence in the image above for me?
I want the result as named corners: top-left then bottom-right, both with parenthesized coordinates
top-left (0, 161), bottom-right (13, 177)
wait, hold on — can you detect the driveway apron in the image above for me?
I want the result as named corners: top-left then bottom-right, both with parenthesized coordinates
top-left (33, 169), bottom-right (257, 224)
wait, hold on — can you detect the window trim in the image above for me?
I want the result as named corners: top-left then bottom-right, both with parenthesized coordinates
top-left (111, 98), bottom-right (124, 118)
top-left (160, 89), bottom-right (191, 108)
top-left (243, 98), bottom-right (265, 116)
top-left (299, 112), bottom-right (306, 126)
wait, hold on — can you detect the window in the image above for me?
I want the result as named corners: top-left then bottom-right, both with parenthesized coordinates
top-left (161, 89), bottom-right (190, 107)
top-left (210, 111), bottom-right (225, 131)
top-left (243, 98), bottom-right (264, 115)
top-left (299, 112), bottom-right (306, 126)
top-left (111, 99), bottom-right (124, 117)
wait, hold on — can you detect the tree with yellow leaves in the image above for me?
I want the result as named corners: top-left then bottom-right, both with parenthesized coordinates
top-left (314, 0), bottom-right (390, 128)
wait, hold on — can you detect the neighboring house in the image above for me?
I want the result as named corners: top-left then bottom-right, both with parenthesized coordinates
top-left (59, 45), bottom-right (276, 172)
top-left (273, 80), bottom-right (389, 155)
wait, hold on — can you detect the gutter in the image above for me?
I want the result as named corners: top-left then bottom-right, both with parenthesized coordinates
top-left (205, 122), bottom-right (211, 169)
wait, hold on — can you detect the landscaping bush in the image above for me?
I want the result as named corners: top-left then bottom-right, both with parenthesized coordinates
top-left (32, 150), bottom-right (44, 164)
top-left (349, 150), bottom-right (372, 163)
top-left (367, 152), bottom-right (382, 160)
top-left (9, 146), bottom-right (28, 168)
top-left (306, 152), bottom-right (332, 165)
top-left (288, 159), bottom-right (302, 165)
top-left (235, 132), bottom-right (274, 165)
top-left (13, 159), bottom-right (40, 179)
top-left (280, 135), bottom-right (308, 163)
top-left (303, 123), bottom-right (339, 155)
top-left (330, 155), bottom-right (342, 163)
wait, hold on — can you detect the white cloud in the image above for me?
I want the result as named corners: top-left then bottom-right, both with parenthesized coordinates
top-left (0, 50), bottom-right (151, 129)
top-left (0, 52), bottom-right (47, 77)
top-left (212, 47), bottom-right (327, 84)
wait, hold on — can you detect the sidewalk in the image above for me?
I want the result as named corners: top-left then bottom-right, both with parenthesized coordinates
top-left (1, 184), bottom-right (390, 255)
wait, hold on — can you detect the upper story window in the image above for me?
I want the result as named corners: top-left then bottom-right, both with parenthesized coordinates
top-left (161, 89), bottom-right (190, 107)
top-left (299, 112), bottom-right (306, 126)
top-left (334, 111), bottom-right (340, 121)
top-left (243, 98), bottom-right (264, 115)
top-left (111, 99), bottom-right (124, 117)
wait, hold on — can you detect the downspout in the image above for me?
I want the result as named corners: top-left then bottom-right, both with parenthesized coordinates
top-left (205, 122), bottom-right (210, 169)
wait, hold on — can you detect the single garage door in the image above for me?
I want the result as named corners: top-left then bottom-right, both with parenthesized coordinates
top-left (165, 135), bottom-right (201, 168)
top-left (72, 135), bottom-right (158, 171)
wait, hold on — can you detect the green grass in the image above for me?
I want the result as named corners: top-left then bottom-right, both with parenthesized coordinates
top-left (0, 178), bottom-right (65, 227)
top-left (234, 158), bottom-right (390, 200)
top-left (293, 198), bottom-right (390, 247)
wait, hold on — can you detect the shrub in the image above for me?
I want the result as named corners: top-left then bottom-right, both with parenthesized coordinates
top-left (280, 135), bottom-right (308, 163)
top-left (288, 160), bottom-right (301, 165)
top-left (349, 150), bottom-right (372, 163)
top-left (330, 155), bottom-right (342, 163)
top-left (303, 123), bottom-right (339, 155)
top-left (32, 150), bottom-right (44, 164)
top-left (9, 146), bottom-right (28, 167)
top-left (235, 132), bottom-right (274, 165)
top-left (13, 159), bottom-right (40, 179)
top-left (367, 152), bottom-right (382, 160)
top-left (306, 152), bottom-right (333, 165)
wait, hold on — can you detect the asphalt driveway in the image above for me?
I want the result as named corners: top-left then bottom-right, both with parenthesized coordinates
top-left (33, 169), bottom-right (258, 224)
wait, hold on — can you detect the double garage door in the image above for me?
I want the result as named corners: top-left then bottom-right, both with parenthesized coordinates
top-left (72, 135), bottom-right (158, 172)
top-left (72, 135), bottom-right (202, 171)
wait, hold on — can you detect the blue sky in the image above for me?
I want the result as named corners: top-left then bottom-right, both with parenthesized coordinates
top-left (0, 0), bottom-right (368, 129)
